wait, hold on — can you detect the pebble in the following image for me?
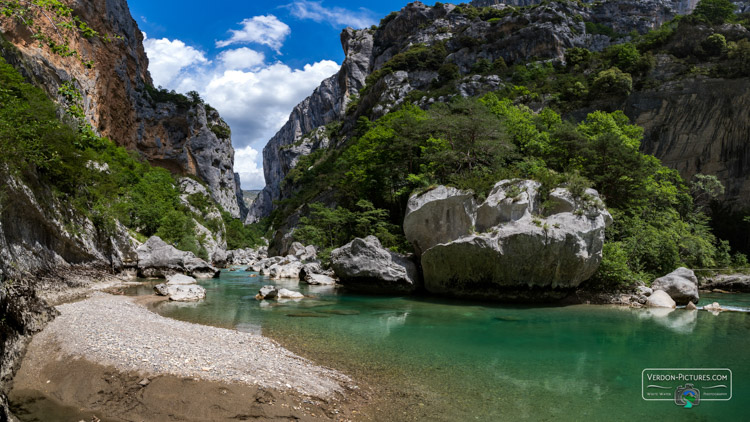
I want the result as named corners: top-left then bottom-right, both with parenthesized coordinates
top-left (38, 293), bottom-right (351, 398)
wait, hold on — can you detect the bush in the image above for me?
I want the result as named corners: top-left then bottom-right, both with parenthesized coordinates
top-left (604, 43), bottom-right (642, 74)
top-left (591, 67), bottom-right (633, 97)
top-left (702, 33), bottom-right (728, 56)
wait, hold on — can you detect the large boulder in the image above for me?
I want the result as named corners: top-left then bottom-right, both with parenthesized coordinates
top-left (405, 180), bottom-right (612, 301)
top-left (646, 290), bottom-right (677, 308)
top-left (268, 261), bottom-right (304, 279)
top-left (166, 274), bottom-right (197, 285)
top-left (402, 186), bottom-right (476, 256)
top-left (154, 284), bottom-right (206, 302)
top-left (651, 267), bottom-right (699, 306)
top-left (137, 236), bottom-right (220, 278)
top-left (330, 236), bottom-right (419, 293)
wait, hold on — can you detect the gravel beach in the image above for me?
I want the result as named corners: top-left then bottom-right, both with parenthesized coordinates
top-left (27, 293), bottom-right (352, 398)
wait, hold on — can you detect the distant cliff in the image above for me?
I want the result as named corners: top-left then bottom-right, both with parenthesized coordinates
top-left (0, 0), bottom-right (245, 218)
top-left (251, 0), bottom-right (750, 226)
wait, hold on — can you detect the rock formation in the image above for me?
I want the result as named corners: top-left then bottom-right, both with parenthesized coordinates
top-left (404, 180), bottom-right (611, 300)
top-left (136, 237), bottom-right (220, 279)
top-left (651, 267), bottom-right (700, 305)
top-left (0, 0), bottom-right (245, 217)
top-left (330, 236), bottom-right (419, 293)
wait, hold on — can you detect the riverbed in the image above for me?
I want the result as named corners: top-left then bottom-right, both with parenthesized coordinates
top-left (134, 271), bottom-right (750, 420)
top-left (11, 269), bottom-right (750, 420)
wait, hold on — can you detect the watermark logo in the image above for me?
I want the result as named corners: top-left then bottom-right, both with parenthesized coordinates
top-left (642, 368), bottom-right (732, 407)
top-left (674, 384), bottom-right (700, 408)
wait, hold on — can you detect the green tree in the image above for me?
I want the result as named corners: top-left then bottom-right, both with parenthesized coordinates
top-left (591, 67), bottom-right (633, 97)
top-left (692, 0), bottom-right (735, 24)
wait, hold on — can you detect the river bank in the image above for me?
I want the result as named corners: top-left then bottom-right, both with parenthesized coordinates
top-left (9, 293), bottom-right (366, 421)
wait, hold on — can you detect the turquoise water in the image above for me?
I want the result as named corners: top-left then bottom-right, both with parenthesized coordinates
top-left (138, 271), bottom-right (750, 421)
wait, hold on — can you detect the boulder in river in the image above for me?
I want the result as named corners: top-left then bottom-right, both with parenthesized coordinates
top-left (651, 267), bottom-right (699, 306)
top-left (404, 180), bottom-right (611, 300)
top-left (154, 283), bottom-right (206, 302)
top-left (305, 274), bottom-right (337, 285)
top-left (277, 288), bottom-right (305, 299)
top-left (137, 236), bottom-right (219, 279)
top-left (256, 285), bottom-right (278, 300)
top-left (166, 274), bottom-right (197, 285)
top-left (330, 236), bottom-right (419, 293)
top-left (646, 290), bottom-right (676, 308)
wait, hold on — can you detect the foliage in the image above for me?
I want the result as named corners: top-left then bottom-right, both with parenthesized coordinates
top-left (0, 0), bottom-right (120, 67)
top-left (591, 67), bottom-right (633, 97)
top-left (702, 33), bottom-right (727, 56)
top-left (210, 124), bottom-right (231, 140)
top-left (223, 212), bottom-right (266, 250)
top-left (295, 200), bottom-right (405, 261)
top-left (0, 56), bottom-right (222, 259)
top-left (585, 21), bottom-right (617, 37)
top-left (692, 0), bottom-right (736, 24)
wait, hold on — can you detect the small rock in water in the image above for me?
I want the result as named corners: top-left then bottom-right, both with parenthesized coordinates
top-left (704, 302), bottom-right (724, 312)
top-left (686, 301), bottom-right (697, 310)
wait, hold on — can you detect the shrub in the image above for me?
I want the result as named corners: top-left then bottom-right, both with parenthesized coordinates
top-left (591, 67), bottom-right (633, 97)
top-left (604, 43), bottom-right (642, 74)
top-left (702, 33), bottom-right (727, 56)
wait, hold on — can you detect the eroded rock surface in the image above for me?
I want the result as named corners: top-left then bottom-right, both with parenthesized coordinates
top-left (331, 236), bottom-right (419, 293)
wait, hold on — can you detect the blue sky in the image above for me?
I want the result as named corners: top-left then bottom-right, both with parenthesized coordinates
top-left (128, 0), bottom-right (418, 189)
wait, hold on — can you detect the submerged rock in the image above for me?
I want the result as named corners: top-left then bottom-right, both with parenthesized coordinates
top-left (330, 236), bottom-right (419, 293)
top-left (646, 290), bottom-right (676, 308)
top-left (137, 236), bottom-right (219, 279)
top-left (651, 267), bottom-right (699, 306)
top-left (405, 180), bottom-right (611, 300)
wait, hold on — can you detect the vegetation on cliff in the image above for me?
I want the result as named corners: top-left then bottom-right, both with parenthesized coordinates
top-left (0, 57), bottom-right (259, 257)
top-left (275, 0), bottom-right (750, 288)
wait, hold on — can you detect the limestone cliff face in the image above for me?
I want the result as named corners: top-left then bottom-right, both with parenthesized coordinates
top-left (0, 0), bottom-right (244, 217)
top-left (246, 28), bottom-right (374, 222)
top-left (625, 77), bottom-right (750, 208)
top-left (252, 0), bottom-right (750, 223)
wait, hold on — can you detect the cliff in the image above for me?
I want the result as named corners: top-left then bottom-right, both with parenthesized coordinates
top-left (0, 0), bottom-right (245, 218)
top-left (251, 0), bottom-right (750, 226)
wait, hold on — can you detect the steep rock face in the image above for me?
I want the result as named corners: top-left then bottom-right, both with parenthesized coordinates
top-left (246, 29), bottom-right (374, 222)
top-left (250, 0), bottom-right (721, 223)
top-left (405, 180), bottom-right (611, 301)
top-left (0, 174), bottom-right (139, 419)
top-left (625, 77), bottom-right (750, 208)
top-left (0, 0), bottom-right (244, 217)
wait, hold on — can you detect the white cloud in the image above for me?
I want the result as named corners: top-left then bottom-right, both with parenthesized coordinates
top-left (142, 33), bottom-right (208, 88)
top-left (283, 0), bottom-right (376, 28)
top-left (144, 35), bottom-right (340, 190)
top-left (218, 47), bottom-right (265, 70)
top-left (234, 146), bottom-right (265, 189)
top-left (216, 15), bottom-right (291, 52)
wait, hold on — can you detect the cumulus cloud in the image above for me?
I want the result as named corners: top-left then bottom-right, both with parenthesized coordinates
top-left (142, 33), bottom-right (208, 87)
top-left (218, 47), bottom-right (265, 70)
top-left (143, 32), bottom-right (340, 189)
top-left (283, 0), bottom-right (377, 28)
top-left (233, 146), bottom-right (265, 190)
top-left (216, 15), bottom-right (291, 52)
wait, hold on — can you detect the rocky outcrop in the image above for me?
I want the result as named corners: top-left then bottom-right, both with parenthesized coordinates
top-left (330, 236), bottom-right (419, 293)
top-left (0, 174), bottom-right (140, 419)
top-left (405, 180), bottom-right (611, 300)
top-left (702, 274), bottom-right (750, 292)
top-left (136, 236), bottom-right (219, 279)
top-left (624, 77), bottom-right (750, 209)
top-left (646, 289), bottom-right (677, 308)
top-left (0, 0), bottom-right (244, 217)
top-left (246, 28), bottom-right (374, 222)
top-left (651, 267), bottom-right (700, 305)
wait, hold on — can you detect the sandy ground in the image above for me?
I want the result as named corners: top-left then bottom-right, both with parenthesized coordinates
top-left (9, 293), bottom-right (368, 421)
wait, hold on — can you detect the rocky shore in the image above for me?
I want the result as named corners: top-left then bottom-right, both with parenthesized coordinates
top-left (9, 293), bottom-right (362, 421)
